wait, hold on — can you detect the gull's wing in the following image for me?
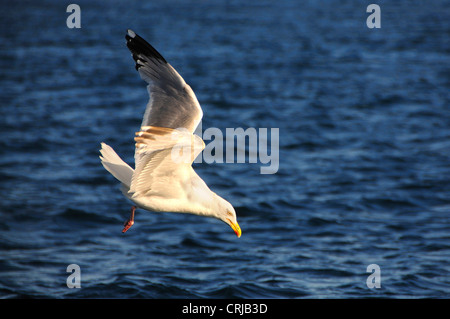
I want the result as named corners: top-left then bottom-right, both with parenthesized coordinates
top-left (129, 126), bottom-right (205, 197)
top-left (125, 29), bottom-right (203, 133)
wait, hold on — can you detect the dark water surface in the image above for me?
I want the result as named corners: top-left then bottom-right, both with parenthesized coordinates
top-left (0, 0), bottom-right (449, 298)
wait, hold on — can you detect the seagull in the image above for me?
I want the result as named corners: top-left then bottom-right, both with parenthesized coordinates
top-left (99, 29), bottom-right (241, 237)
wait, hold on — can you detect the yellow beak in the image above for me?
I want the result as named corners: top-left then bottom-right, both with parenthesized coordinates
top-left (228, 219), bottom-right (242, 238)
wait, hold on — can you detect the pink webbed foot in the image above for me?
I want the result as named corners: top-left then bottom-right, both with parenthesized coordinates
top-left (122, 206), bottom-right (136, 233)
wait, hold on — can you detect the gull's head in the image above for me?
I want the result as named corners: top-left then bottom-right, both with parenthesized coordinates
top-left (215, 196), bottom-right (241, 238)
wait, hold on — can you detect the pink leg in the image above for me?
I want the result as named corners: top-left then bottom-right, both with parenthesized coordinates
top-left (122, 206), bottom-right (136, 233)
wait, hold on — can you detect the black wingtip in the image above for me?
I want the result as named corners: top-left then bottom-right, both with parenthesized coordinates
top-left (125, 29), bottom-right (167, 65)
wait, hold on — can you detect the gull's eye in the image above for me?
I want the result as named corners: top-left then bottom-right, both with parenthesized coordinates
top-left (226, 210), bottom-right (233, 217)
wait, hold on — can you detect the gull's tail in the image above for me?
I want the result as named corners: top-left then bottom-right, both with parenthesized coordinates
top-left (99, 142), bottom-right (134, 188)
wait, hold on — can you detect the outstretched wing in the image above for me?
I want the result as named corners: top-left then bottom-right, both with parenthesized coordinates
top-left (125, 30), bottom-right (205, 198)
top-left (125, 29), bottom-right (203, 133)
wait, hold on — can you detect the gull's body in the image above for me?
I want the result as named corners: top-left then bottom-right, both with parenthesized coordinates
top-left (99, 30), bottom-right (241, 237)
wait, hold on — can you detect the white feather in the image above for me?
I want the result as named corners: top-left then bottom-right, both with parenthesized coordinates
top-left (99, 142), bottom-right (134, 188)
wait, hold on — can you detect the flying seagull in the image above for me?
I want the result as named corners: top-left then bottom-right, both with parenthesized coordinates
top-left (99, 29), bottom-right (241, 237)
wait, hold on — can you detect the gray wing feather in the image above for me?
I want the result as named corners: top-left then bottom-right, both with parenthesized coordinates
top-left (125, 29), bottom-right (203, 133)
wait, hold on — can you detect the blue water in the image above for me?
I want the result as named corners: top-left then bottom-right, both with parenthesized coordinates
top-left (1, 0), bottom-right (449, 298)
